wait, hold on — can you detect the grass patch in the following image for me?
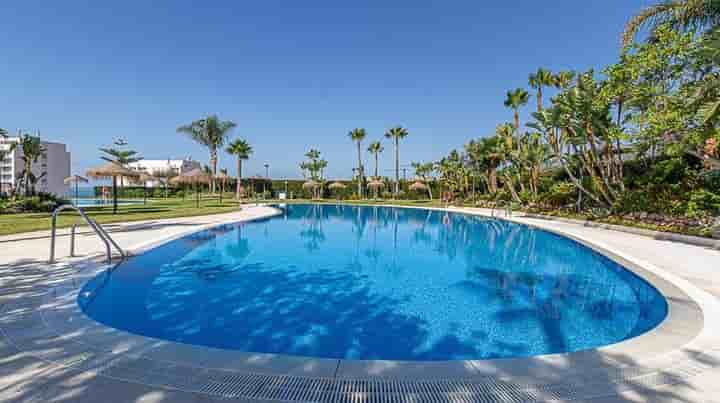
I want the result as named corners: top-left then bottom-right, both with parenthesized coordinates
top-left (0, 197), bottom-right (242, 236)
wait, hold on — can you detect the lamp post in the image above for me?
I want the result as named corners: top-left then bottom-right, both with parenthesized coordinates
top-left (263, 163), bottom-right (269, 199)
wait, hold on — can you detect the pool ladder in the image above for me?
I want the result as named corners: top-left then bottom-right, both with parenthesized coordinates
top-left (49, 204), bottom-right (126, 264)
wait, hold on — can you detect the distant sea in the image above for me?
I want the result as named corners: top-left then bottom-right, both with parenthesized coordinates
top-left (65, 186), bottom-right (96, 199)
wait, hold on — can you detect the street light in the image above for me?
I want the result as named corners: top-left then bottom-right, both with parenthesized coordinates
top-left (263, 163), bottom-right (269, 198)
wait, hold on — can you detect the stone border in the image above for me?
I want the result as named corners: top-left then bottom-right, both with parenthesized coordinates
top-left (1, 204), bottom-right (718, 402)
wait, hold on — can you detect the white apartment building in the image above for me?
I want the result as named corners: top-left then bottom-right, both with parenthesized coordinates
top-left (126, 158), bottom-right (201, 187)
top-left (0, 136), bottom-right (71, 196)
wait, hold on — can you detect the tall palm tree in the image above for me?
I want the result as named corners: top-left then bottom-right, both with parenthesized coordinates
top-left (177, 115), bottom-right (237, 193)
top-left (528, 68), bottom-right (554, 112)
top-left (348, 128), bottom-right (367, 198)
top-left (225, 138), bottom-right (253, 200)
top-left (17, 134), bottom-right (46, 197)
top-left (367, 141), bottom-right (384, 178)
top-left (384, 126), bottom-right (409, 195)
top-left (622, 0), bottom-right (720, 47)
top-left (504, 88), bottom-right (530, 133)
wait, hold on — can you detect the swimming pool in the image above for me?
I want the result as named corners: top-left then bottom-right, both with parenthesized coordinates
top-left (78, 204), bottom-right (667, 361)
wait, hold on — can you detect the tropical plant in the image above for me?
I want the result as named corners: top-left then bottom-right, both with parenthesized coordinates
top-left (622, 0), bottom-right (720, 47)
top-left (384, 126), bottom-right (409, 195)
top-left (348, 128), bottom-right (367, 197)
top-left (367, 141), bottom-right (384, 178)
top-left (504, 88), bottom-right (530, 132)
top-left (411, 161), bottom-right (435, 199)
top-left (528, 68), bottom-right (554, 112)
top-left (225, 138), bottom-right (253, 200)
top-left (177, 115), bottom-right (237, 192)
top-left (16, 133), bottom-right (46, 197)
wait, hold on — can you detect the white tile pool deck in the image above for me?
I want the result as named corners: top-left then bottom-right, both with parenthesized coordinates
top-left (1, 204), bottom-right (720, 402)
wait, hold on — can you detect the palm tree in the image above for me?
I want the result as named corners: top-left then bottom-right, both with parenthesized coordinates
top-left (177, 115), bottom-right (237, 193)
top-left (528, 68), bottom-right (554, 112)
top-left (622, 0), bottom-right (720, 47)
top-left (348, 128), bottom-right (367, 198)
top-left (553, 71), bottom-right (576, 90)
top-left (225, 139), bottom-right (253, 200)
top-left (99, 141), bottom-right (142, 188)
top-left (16, 133), bottom-right (46, 196)
top-left (367, 141), bottom-right (384, 178)
top-left (504, 88), bottom-right (530, 133)
top-left (384, 126), bottom-right (409, 195)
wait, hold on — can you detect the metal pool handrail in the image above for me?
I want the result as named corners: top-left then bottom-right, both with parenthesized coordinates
top-left (49, 204), bottom-right (126, 264)
top-left (491, 200), bottom-right (513, 218)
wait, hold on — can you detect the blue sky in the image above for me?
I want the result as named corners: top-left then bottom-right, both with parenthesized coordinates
top-left (1, 1), bottom-right (646, 180)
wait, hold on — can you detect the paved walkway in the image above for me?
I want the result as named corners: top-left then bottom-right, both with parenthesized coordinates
top-left (0, 205), bottom-right (719, 402)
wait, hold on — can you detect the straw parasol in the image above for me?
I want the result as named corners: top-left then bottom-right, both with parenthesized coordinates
top-left (64, 175), bottom-right (88, 205)
top-left (367, 179), bottom-right (385, 199)
top-left (328, 181), bottom-right (346, 200)
top-left (136, 172), bottom-right (155, 205)
top-left (409, 181), bottom-right (428, 191)
top-left (303, 179), bottom-right (320, 199)
top-left (170, 168), bottom-right (211, 208)
top-left (86, 162), bottom-right (140, 214)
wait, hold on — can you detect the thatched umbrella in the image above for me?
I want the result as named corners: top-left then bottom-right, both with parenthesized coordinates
top-left (64, 175), bottom-right (88, 205)
top-left (170, 168), bottom-right (211, 208)
top-left (328, 181), bottom-right (346, 200)
top-left (367, 179), bottom-right (384, 199)
top-left (86, 162), bottom-right (140, 214)
top-left (136, 172), bottom-right (155, 205)
top-left (303, 180), bottom-right (320, 199)
top-left (215, 171), bottom-right (229, 203)
top-left (409, 180), bottom-right (432, 200)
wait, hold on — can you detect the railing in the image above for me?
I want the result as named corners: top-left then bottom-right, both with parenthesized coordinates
top-left (490, 200), bottom-right (513, 218)
top-left (49, 204), bottom-right (126, 264)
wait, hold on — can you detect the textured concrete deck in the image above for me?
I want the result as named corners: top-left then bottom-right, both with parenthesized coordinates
top-left (1, 204), bottom-right (720, 402)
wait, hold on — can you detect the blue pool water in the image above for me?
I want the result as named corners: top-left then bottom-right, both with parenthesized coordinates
top-left (78, 204), bottom-right (667, 361)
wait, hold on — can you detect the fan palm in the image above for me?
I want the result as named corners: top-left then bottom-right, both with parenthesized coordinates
top-left (622, 0), bottom-right (720, 47)
top-left (177, 115), bottom-right (237, 192)
top-left (528, 68), bottom-right (554, 112)
top-left (16, 134), bottom-right (46, 196)
top-left (367, 141), bottom-right (384, 178)
top-left (225, 138), bottom-right (253, 200)
top-left (504, 88), bottom-right (530, 132)
top-left (348, 128), bottom-right (367, 198)
top-left (384, 126), bottom-right (409, 194)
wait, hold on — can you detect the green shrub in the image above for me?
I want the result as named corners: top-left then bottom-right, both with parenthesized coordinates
top-left (686, 189), bottom-right (720, 217)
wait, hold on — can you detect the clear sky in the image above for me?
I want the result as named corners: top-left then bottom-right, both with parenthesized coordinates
top-left (1, 1), bottom-right (647, 180)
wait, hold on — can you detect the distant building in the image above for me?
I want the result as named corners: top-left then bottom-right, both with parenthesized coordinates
top-left (126, 158), bottom-right (201, 187)
top-left (0, 136), bottom-right (71, 196)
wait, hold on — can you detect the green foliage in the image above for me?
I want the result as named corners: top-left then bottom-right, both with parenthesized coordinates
top-left (687, 189), bottom-right (720, 216)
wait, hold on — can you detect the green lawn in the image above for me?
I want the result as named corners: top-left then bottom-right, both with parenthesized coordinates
top-left (0, 197), bottom-right (244, 236)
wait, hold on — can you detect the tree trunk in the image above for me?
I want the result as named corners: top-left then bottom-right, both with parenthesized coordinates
top-left (357, 142), bottom-right (363, 198)
top-left (537, 87), bottom-right (542, 113)
top-left (395, 138), bottom-right (400, 195)
top-left (240, 157), bottom-right (242, 201)
top-left (488, 166), bottom-right (498, 193)
top-left (210, 148), bottom-right (217, 193)
top-left (112, 176), bottom-right (118, 214)
top-left (374, 153), bottom-right (379, 178)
